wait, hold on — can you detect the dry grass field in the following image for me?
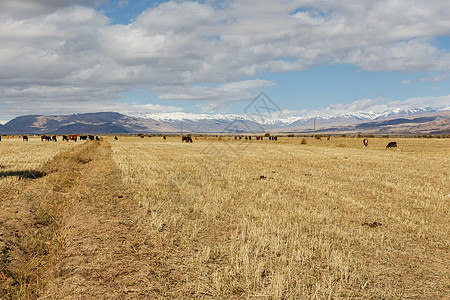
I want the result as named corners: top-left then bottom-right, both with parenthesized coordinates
top-left (0, 135), bottom-right (448, 299)
top-left (110, 136), bottom-right (449, 299)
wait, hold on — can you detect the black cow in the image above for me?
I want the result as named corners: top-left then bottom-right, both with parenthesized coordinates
top-left (0, 136), bottom-right (2, 142)
top-left (88, 135), bottom-right (95, 141)
top-left (182, 136), bottom-right (193, 143)
top-left (80, 135), bottom-right (88, 140)
top-left (163, 136), bottom-right (166, 140)
top-left (95, 136), bottom-right (100, 141)
top-left (62, 135), bottom-right (68, 141)
top-left (363, 139), bottom-right (369, 147)
top-left (52, 135), bottom-right (57, 142)
top-left (386, 142), bottom-right (397, 148)
top-left (114, 135), bottom-right (118, 140)
top-left (23, 136), bottom-right (28, 141)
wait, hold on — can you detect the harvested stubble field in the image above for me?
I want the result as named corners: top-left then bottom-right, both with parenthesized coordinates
top-left (0, 135), bottom-right (448, 299)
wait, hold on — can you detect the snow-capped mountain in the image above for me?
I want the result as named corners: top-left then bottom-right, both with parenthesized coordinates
top-left (126, 105), bottom-right (450, 130)
top-left (1, 107), bottom-right (448, 134)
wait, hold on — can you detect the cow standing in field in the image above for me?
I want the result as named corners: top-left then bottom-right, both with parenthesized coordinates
top-left (363, 139), bottom-right (369, 147)
top-left (23, 136), bottom-right (28, 141)
top-left (67, 135), bottom-right (78, 142)
top-left (80, 135), bottom-right (87, 141)
top-left (0, 136), bottom-right (1, 142)
top-left (114, 136), bottom-right (118, 140)
top-left (163, 136), bottom-right (166, 140)
top-left (52, 136), bottom-right (57, 142)
top-left (182, 136), bottom-right (193, 143)
top-left (62, 135), bottom-right (68, 141)
top-left (88, 135), bottom-right (94, 141)
top-left (386, 142), bottom-right (397, 148)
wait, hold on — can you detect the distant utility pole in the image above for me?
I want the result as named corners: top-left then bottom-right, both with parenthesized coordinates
top-left (181, 120), bottom-right (183, 136)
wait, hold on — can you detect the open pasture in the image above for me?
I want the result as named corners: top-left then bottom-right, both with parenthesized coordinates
top-left (109, 136), bottom-right (449, 298)
top-left (0, 135), bottom-right (448, 298)
top-left (0, 137), bottom-right (76, 187)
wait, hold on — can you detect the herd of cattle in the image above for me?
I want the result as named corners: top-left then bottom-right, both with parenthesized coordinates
top-left (0, 134), bottom-right (100, 142)
top-left (0, 134), bottom-right (399, 148)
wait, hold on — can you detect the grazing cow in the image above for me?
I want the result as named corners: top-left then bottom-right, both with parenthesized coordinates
top-left (249, 136), bottom-right (251, 140)
top-left (95, 136), bottom-right (100, 141)
top-left (62, 135), bottom-right (68, 141)
top-left (67, 135), bottom-right (78, 142)
top-left (0, 135), bottom-right (1, 142)
top-left (41, 135), bottom-right (51, 141)
top-left (80, 135), bottom-right (88, 140)
top-left (23, 136), bottom-right (28, 141)
top-left (114, 135), bottom-right (118, 140)
top-left (163, 136), bottom-right (166, 140)
top-left (52, 135), bottom-right (57, 142)
top-left (386, 142), bottom-right (397, 148)
top-left (274, 136), bottom-right (278, 141)
top-left (88, 135), bottom-right (94, 141)
top-left (363, 139), bottom-right (369, 147)
top-left (315, 136), bottom-right (321, 141)
top-left (182, 136), bottom-right (193, 143)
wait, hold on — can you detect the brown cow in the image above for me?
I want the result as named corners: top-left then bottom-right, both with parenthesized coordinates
top-left (67, 134), bottom-right (78, 142)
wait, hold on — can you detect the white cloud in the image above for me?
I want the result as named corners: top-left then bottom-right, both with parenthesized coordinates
top-left (0, 0), bottom-right (449, 120)
top-left (131, 103), bottom-right (183, 113)
top-left (312, 94), bottom-right (450, 118)
top-left (400, 73), bottom-right (448, 85)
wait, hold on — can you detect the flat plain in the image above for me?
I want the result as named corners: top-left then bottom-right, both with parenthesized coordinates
top-left (0, 136), bottom-right (448, 299)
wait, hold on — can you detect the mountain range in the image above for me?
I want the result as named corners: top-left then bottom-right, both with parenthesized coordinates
top-left (0, 108), bottom-right (448, 135)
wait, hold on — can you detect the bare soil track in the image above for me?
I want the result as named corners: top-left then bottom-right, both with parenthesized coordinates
top-left (1, 140), bottom-right (187, 299)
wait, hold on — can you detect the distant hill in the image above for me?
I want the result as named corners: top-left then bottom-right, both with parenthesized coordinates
top-left (0, 110), bottom-right (448, 135)
top-left (1, 112), bottom-right (173, 134)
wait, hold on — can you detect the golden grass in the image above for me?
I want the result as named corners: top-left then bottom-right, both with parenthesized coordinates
top-left (109, 136), bottom-right (449, 298)
top-left (0, 136), bottom-right (448, 298)
top-left (0, 138), bottom-right (78, 298)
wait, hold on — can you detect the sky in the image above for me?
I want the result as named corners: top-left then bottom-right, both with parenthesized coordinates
top-left (1, 0), bottom-right (449, 123)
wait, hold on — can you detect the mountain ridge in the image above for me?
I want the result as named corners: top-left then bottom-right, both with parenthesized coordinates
top-left (0, 109), bottom-right (448, 135)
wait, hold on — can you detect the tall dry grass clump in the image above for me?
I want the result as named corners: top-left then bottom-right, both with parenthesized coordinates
top-left (111, 136), bottom-right (449, 298)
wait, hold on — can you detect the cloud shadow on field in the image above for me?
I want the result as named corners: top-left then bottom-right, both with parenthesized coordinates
top-left (0, 170), bottom-right (46, 179)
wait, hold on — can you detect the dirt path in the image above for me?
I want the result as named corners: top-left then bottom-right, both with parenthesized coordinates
top-left (40, 141), bottom-right (174, 299)
top-left (1, 140), bottom-right (191, 299)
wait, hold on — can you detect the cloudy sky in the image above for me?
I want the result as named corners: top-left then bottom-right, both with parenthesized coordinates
top-left (1, 0), bottom-right (449, 122)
